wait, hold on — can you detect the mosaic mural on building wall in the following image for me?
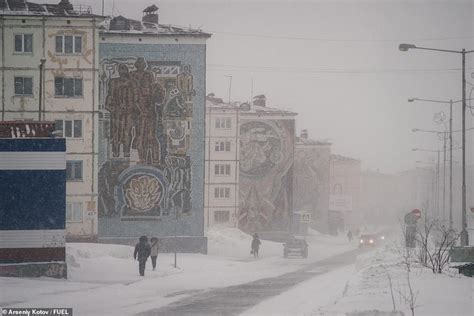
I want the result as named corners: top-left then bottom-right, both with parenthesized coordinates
top-left (293, 147), bottom-right (330, 231)
top-left (238, 119), bottom-right (295, 233)
top-left (98, 57), bottom-right (193, 220)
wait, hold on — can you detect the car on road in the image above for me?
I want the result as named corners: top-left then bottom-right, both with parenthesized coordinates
top-left (359, 234), bottom-right (377, 247)
top-left (283, 237), bottom-right (308, 258)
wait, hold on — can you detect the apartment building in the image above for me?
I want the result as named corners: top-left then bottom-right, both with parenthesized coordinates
top-left (0, 0), bottom-right (102, 241)
top-left (204, 94), bottom-right (240, 228)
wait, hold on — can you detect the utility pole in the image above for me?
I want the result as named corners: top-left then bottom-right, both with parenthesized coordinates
top-left (174, 205), bottom-right (179, 268)
top-left (461, 49), bottom-right (468, 245)
top-left (38, 59), bottom-right (46, 121)
top-left (449, 100), bottom-right (453, 230)
top-left (442, 131), bottom-right (447, 223)
top-left (436, 150), bottom-right (440, 219)
top-left (225, 75), bottom-right (232, 103)
top-left (102, 0), bottom-right (105, 16)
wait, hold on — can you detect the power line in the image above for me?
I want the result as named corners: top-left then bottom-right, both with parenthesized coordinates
top-left (207, 63), bottom-right (469, 74)
top-left (208, 30), bottom-right (474, 43)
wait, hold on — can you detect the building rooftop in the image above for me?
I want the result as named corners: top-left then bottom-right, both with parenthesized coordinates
top-left (330, 154), bottom-right (360, 163)
top-left (100, 15), bottom-right (211, 37)
top-left (0, 0), bottom-right (98, 17)
top-left (206, 95), bottom-right (240, 111)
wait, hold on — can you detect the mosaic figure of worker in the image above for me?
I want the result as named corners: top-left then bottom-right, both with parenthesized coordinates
top-left (176, 64), bottom-right (195, 103)
top-left (130, 57), bottom-right (164, 164)
top-left (105, 64), bottom-right (137, 158)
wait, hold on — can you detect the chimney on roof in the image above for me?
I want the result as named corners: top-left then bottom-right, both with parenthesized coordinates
top-left (58, 0), bottom-right (73, 12)
top-left (300, 129), bottom-right (309, 140)
top-left (142, 4), bottom-right (159, 24)
top-left (253, 94), bottom-right (266, 107)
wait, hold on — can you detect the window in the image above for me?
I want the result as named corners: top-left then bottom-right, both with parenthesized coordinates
top-left (55, 35), bottom-right (82, 54)
top-left (214, 141), bottom-right (231, 152)
top-left (55, 119), bottom-right (82, 138)
top-left (66, 202), bottom-right (83, 222)
top-left (14, 34), bottom-right (32, 53)
top-left (215, 117), bottom-right (232, 129)
top-left (214, 187), bottom-right (230, 199)
top-left (66, 160), bottom-right (83, 181)
top-left (55, 77), bottom-right (83, 97)
top-left (14, 77), bottom-right (33, 96)
top-left (214, 164), bottom-right (231, 176)
top-left (214, 210), bottom-right (230, 222)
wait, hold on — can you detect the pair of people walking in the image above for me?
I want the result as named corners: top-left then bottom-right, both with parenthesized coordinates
top-left (133, 236), bottom-right (160, 276)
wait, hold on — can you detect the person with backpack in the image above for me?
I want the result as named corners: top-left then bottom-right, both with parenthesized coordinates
top-left (150, 237), bottom-right (160, 271)
top-left (134, 235), bottom-right (151, 276)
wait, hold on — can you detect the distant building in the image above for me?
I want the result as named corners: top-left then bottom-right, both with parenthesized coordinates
top-left (0, 0), bottom-right (103, 242)
top-left (97, 5), bottom-right (211, 252)
top-left (238, 95), bottom-right (297, 234)
top-left (204, 95), bottom-right (240, 228)
top-left (329, 154), bottom-right (361, 233)
top-left (294, 130), bottom-right (331, 233)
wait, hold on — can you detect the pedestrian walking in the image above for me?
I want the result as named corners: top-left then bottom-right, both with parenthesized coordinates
top-left (134, 235), bottom-right (151, 276)
top-left (347, 230), bottom-right (353, 242)
top-left (251, 233), bottom-right (261, 258)
top-left (150, 237), bottom-right (160, 271)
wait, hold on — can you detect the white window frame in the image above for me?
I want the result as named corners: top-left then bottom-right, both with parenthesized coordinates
top-left (14, 34), bottom-right (33, 53)
top-left (214, 187), bottom-right (231, 199)
top-left (214, 163), bottom-right (231, 176)
top-left (55, 119), bottom-right (82, 138)
top-left (66, 202), bottom-right (83, 222)
top-left (214, 141), bottom-right (231, 152)
top-left (214, 210), bottom-right (230, 222)
top-left (14, 76), bottom-right (33, 96)
top-left (215, 117), bottom-right (232, 129)
top-left (55, 35), bottom-right (82, 54)
top-left (54, 77), bottom-right (83, 98)
top-left (66, 160), bottom-right (83, 181)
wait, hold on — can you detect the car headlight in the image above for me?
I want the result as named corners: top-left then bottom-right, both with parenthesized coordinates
top-left (381, 236), bottom-right (385, 240)
top-left (360, 239), bottom-right (364, 243)
top-left (369, 239), bottom-right (374, 243)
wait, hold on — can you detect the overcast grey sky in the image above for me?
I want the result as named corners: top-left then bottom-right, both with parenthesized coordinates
top-left (42, 0), bottom-right (474, 173)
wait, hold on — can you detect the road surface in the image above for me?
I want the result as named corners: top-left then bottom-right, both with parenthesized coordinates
top-left (138, 247), bottom-right (370, 316)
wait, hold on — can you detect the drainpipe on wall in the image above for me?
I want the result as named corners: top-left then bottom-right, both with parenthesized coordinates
top-left (38, 59), bottom-right (46, 121)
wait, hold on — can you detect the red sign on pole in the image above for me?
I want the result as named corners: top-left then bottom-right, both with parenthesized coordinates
top-left (412, 209), bottom-right (421, 217)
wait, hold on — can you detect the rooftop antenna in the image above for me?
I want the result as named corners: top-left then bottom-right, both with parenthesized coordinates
top-left (102, 0), bottom-right (105, 16)
top-left (251, 76), bottom-right (254, 103)
top-left (224, 75), bottom-right (232, 103)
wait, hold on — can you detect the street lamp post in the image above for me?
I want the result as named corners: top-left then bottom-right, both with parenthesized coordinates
top-left (409, 97), bottom-right (474, 229)
top-left (401, 44), bottom-right (474, 245)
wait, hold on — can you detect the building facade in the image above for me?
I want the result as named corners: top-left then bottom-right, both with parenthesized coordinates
top-left (238, 96), bottom-right (296, 234)
top-left (204, 95), bottom-right (240, 228)
top-left (294, 130), bottom-right (331, 233)
top-left (0, 0), bottom-right (102, 242)
top-left (329, 154), bottom-right (361, 233)
top-left (97, 7), bottom-right (211, 252)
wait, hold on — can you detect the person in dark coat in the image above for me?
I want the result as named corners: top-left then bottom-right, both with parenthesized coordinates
top-left (134, 235), bottom-right (151, 276)
top-left (251, 233), bottom-right (261, 258)
top-left (150, 237), bottom-right (160, 271)
top-left (347, 230), bottom-right (353, 242)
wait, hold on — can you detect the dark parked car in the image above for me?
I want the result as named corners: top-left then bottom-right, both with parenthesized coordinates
top-left (283, 238), bottom-right (308, 258)
top-left (359, 234), bottom-right (377, 247)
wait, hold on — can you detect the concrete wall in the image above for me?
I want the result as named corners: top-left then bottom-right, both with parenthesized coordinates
top-left (238, 115), bottom-right (295, 234)
top-left (0, 15), bottom-right (100, 241)
top-left (204, 105), bottom-right (240, 228)
top-left (98, 35), bottom-right (207, 252)
top-left (294, 144), bottom-right (331, 233)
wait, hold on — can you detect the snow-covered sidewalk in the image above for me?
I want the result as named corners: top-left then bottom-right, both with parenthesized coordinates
top-left (243, 241), bottom-right (473, 316)
top-left (0, 228), bottom-right (355, 315)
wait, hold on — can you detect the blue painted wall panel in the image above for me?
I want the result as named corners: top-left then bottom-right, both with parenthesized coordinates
top-left (0, 138), bottom-right (65, 152)
top-left (0, 170), bottom-right (66, 230)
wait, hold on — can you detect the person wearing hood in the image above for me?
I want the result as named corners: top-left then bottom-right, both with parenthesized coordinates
top-left (251, 233), bottom-right (261, 258)
top-left (134, 235), bottom-right (151, 276)
top-left (150, 237), bottom-right (160, 271)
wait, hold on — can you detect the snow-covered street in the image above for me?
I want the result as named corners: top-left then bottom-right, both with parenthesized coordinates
top-left (1, 228), bottom-right (473, 315)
